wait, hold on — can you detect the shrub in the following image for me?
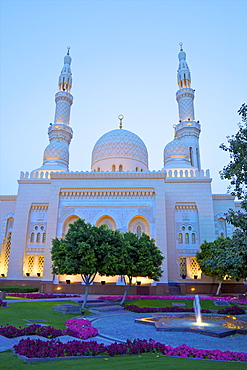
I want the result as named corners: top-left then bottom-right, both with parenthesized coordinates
top-left (0, 286), bottom-right (39, 293)
top-left (217, 305), bottom-right (246, 315)
top-left (0, 319), bottom-right (98, 339)
top-left (123, 305), bottom-right (211, 313)
top-left (0, 300), bottom-right (7, 307)
top-left (13, 338), bottom-right (247, 361)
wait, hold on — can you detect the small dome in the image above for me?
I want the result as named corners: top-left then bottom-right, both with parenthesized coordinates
top-left (163, 139), bottom-right (192, 168)
top-left (64, 54), bottom-right (71, 65)
top-left (91, 128), bottom-right (148, 172)
top-left (178, 50), bottom-right (186, 61)
top-left (43, 141), bottom-right (69, 167)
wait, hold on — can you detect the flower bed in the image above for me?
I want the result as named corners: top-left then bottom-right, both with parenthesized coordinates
top-left (0, 318), bottom-right (98, 340)
top-left (123, 305), bottom-right (211, 314)
top-left (123, 304), bottom-right (245, 315)
top-left (98, 295), bottom-right (247, 305)
top-left (13, 338), bottom-right (247, 361)
top-left (7, 293), bottom-right (80, 299)
top-left (217, 305), bottom-right (246, 315)
top-left (0, 299), bottom-right (7, 307)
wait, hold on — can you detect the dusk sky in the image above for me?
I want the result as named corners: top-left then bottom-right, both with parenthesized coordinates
top-left (0, 0), bottom-right (246, 195)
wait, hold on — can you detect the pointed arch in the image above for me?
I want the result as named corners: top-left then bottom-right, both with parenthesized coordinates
top-left (62, 215), bottom-right (80, 237)
top-left (128, 215), bottom-right (150, 236)
top-left (96, 215), bottom-right (116, 230)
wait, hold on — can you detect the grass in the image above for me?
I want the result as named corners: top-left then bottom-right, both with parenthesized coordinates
top-left (1, 301), bottom-right (91, 329)
top-left (124, 299), bottom-right (220, 310)
top-left (0, 350), bottom-right (246, 369)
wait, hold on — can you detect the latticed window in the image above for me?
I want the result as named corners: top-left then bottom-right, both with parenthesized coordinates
top-left (3, 232), bottom-right (12, 276)
top-left (178, 233), bottom-right (183, 243)
top-left (190, 257), bottom-right (200, 278)
top-left (27, 256), bottom-right (35, 275)
top-left (37, 256), bottom-right (44, 275)
top-left (136, 225), bottom-right (142, 237)
top-left (179, 257), bottom-right (187, 276)
top-left (42, 233), bottom-right (46, 243)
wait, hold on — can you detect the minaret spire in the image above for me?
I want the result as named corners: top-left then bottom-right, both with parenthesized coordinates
top-left (32, 49), bottom-right (74, 177)
top-left (175, 44), bottom-right (201, 169)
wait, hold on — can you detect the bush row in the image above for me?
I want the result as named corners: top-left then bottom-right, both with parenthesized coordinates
top-left (123, 304), bottom-right (246, 315)
top-left (13, 338), bottom-right (247, 361)
top-left (0, 286), bottom-right (39, 293)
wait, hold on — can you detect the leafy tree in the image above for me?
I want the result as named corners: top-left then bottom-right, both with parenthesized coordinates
top-left (118, 232), bottom-right (164, 305)
top-left (196, 237), bottom-right (247, 295)
top-left (51, 219), bottom-right (123, 308)
top-left (220, 103), bottom-right (247, 200)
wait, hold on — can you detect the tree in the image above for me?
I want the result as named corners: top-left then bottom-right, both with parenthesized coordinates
top-left (51, 219), bottom-right (123, 308)
top-left (196, 237), bottom-right (247, 295)
top-left (118, 232), bottom-right (164, 305)
top-left (220, 103), bottom-right (247, 201)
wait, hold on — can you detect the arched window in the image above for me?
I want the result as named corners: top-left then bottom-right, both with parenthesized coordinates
top-left (220, 232), bottom-right (224, 237)
top-left (185, 233), bottom-right (189, 244)
top-left (119, 165), bottom-right (123, 172)
top-left (42, 233), bottom-right (46, 243)
top-left (179, 233), bottom-right (183, 244)
top-left (30, 233), bottom-right (35, 242)
top-left (136, 167), bottom-right (139, 171)
top-left (97, 167), bottom-right (100, 172)
top-left (189, 147), bottom-right (193, 166)
top-left (136, 225), bottom-right (142, 237)
top-left (112, 165), bottom-right (116, 172)
top-left (36, 233), bottom-right (41, 243)
top-left (192, 233), bottom-right (196, 244)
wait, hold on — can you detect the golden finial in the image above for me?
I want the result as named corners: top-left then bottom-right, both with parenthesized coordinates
top-left (118, 114), bottom-right (124, 129)
top-left (179, 42), bottom-right (183, 51)
top-left (67, 46), bottom-right (71, 55)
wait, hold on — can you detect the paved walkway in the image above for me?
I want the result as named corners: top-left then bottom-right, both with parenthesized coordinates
top-left (1, 296), bottom-right (247, 354)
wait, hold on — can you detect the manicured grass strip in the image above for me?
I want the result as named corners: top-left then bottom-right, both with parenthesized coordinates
top-left (125, 299), bottom-right (218, 310)
top-left (0, 350), bottom-right (246, 370)
top-left (0, 301), bottom-right (91, 329)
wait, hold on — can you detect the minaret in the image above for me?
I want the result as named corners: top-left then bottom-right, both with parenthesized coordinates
top-left (175, 43), bottom-right (201, 169)
top-left (32, 48), bottom-right (73, 176)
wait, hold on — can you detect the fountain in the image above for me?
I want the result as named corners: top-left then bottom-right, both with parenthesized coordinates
top-left (135, 295), bottom-right (247, 338)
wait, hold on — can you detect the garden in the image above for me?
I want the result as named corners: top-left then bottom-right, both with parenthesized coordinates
top-left (0, 292), bottom-right (246, 369)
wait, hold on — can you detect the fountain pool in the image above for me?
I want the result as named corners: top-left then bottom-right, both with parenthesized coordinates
top-left (135, 296), bottom-right (247, 338)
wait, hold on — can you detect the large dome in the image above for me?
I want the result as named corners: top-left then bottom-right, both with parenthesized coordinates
top-left (91, 128), bottom-right (149, 172)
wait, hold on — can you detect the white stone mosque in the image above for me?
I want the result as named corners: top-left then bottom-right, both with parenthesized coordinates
top-left (0, 45), bottom-right (240, 295)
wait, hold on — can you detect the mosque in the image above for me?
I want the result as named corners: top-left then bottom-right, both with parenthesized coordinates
top-left (0, 46), bottom-right (240, 295)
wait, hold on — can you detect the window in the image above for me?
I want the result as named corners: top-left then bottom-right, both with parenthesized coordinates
top-left (192, 233), bottom-right (196, 244)
top-left (42, 233), bottom-right (46, 243)
top-left (112, 165), bottom-right (116, 172)
top-left (136, 225), bottom-right (142, 237)
top-left (119, 165), bottom-right (123, 172)
top-left (30, 233), bottom-right (34, 242)
top-left (97, 167), bottom-right (100, 172)
top-left (185, 233), bottom-right (189, 244)
top-left (136, 167), bottom-right (139, 171)
top-left (189, 147), bottom-right (193, 165)
top-left (36, 233), bottom-right (41, 243)
top-left (179, 233), bottom-right (183, 243)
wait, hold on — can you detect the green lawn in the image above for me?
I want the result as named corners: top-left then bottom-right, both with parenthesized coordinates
top-left (124, 299), bottom-right (242, 311)
top-left (0, 350), bottom-right (246, 370)
top-left (1, 301), bottom-right (91, 329)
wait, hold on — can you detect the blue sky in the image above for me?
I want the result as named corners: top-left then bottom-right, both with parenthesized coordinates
top-left (0, 0), bottom-right (246, 195)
